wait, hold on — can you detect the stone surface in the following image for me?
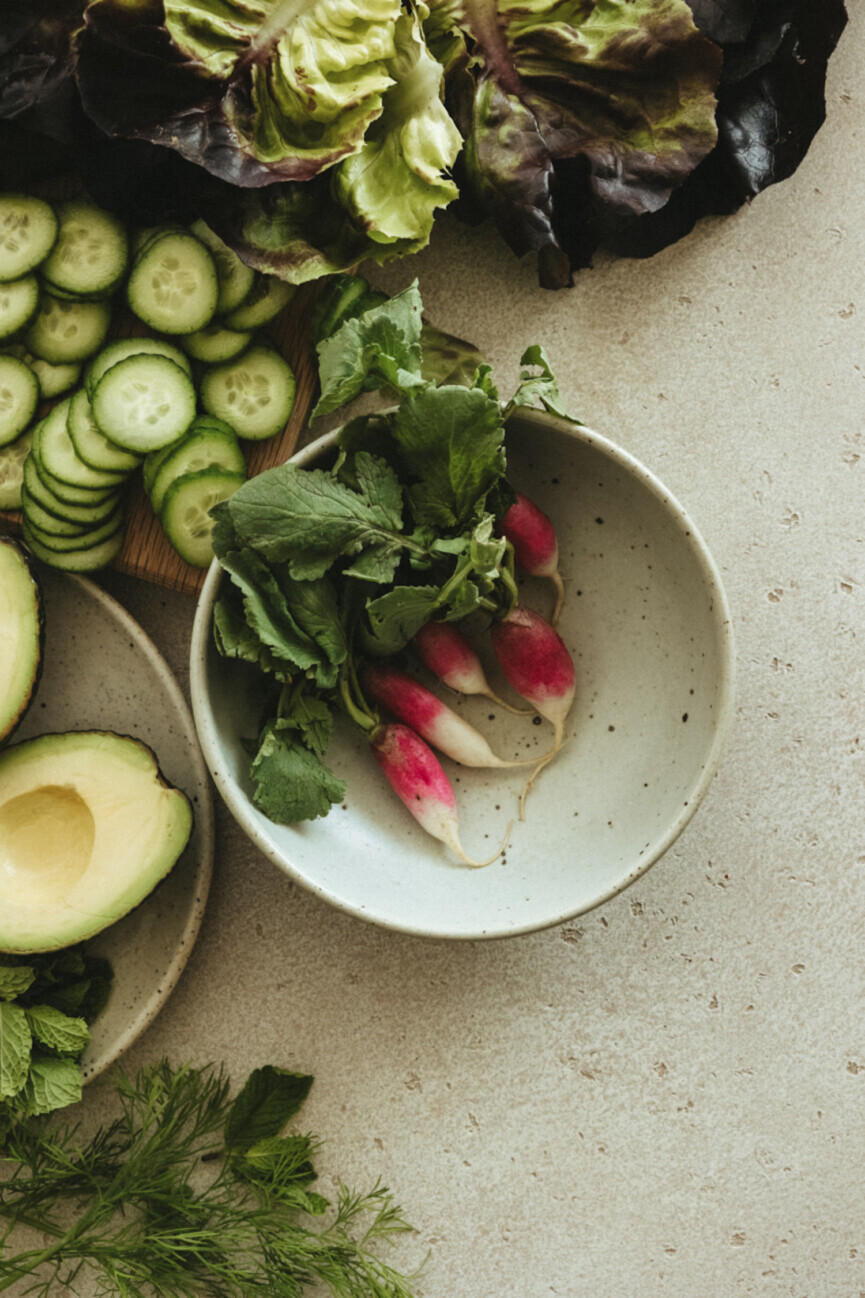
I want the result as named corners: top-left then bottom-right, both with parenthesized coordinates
top-left (97, 17), bottom-right (864, 1296)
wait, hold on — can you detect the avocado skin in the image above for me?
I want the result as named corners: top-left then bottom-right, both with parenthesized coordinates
top-left (0, 730), bottom-right (194, 954)
top-left (0, 533), bottom-right (44, 745)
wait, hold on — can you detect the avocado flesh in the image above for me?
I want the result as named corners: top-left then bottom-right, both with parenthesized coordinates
top-left (0, 731), bottom-right (193, 953)
top-left (0, 537), bottom-right (43, 744)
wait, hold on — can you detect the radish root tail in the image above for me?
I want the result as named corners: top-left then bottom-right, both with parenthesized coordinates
top-left (483, 688), bottom-right (535, 717)
top-left (458, 818), bottom-right (514, 869)
top-left (550, 570), bottom-right (565, 625)
top-left (519, 723), bottom-right (565, 820)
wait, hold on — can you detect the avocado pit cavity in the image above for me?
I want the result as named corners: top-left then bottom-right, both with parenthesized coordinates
top-left (0, 784), bottom-right (94, 905)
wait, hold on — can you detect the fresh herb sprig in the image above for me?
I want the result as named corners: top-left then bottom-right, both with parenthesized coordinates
top-left (0, 949), bottom-right (113, 1124)
top-left (210, 276), bottom-right (577, 826)
top-left (0, 1061), bottom-right (417, 1298)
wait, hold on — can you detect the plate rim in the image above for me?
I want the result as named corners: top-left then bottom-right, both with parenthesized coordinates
top-left (52, 573), bottom-right (216, 1080)
top-left (190, 410), bottom-right (736, 941)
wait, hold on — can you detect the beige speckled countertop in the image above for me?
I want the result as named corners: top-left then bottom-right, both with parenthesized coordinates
top-left (97, 13), bottom-right (864, 1294)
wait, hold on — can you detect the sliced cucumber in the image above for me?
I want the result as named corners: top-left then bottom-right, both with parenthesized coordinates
top-left (24, 454), bottom-right (122, 525)
top-left (25, 294), bottom-right (111, 364)
top-left (67, 388), bottom-right (142, 474)
top-left (20, 488), bottom-right (93, 538)
top-left (0, 195), bottom-right (58, 281)
top-left (161, 467), bottom-right (246, 567)
top-left (150, 428), bottom-right (246, 516)
top-left (179, 323), bottom-right (252, 364)
top-left (35, 398), bottom-right (125, 491)
top-left (84, 336), bottom-right (192, 401)
top-left (189, 220), bottom-right (255, 316)
top-left (0, 355), bottom-right (39, 447)
top-left (40, 201), bottom-right (128, 299)
top-left (0, 428), bottom-right (32, 510)
top-left (127, 231), bottom-right (218, 335)
top-left (28, 353), bottom-right (81, 399)
top-left (92, 353), bottom-right (196, 452)
top-left (21, 521), bottom-right (124, 572)
top-left (222, 274), bottom-right (294, 331)
top-left (0, 276), bottom-right (40, 342)
top-left (22, 506), bottom-right (123, 553)
top-left (200, 345), bottom-right (295, 441)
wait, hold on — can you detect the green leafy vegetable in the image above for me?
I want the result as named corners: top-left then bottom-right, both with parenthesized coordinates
top-left (0, 1060), bottom-right (418, 1296)
top-left (0, 947), bottom-right (113, 1121)
top-left (251, 724), bottom-right (347, 824)
top-left (211, 279), bottom-right (574, 821)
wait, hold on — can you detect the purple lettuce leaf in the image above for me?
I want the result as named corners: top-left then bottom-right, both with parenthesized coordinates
top-left (608, 0), bottom-right (849, 258)
top-left (454, 0), bottom-right (723, 287)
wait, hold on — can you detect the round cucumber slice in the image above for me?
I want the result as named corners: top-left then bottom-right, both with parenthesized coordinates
top-left (0, 428), bottom-right (33, 510)
top-left (189, 220), bottom-right (255, 316)
top-left (25, 294), bottom-right (111, 364)
top-left (0, 195), bottom-right (58, 281)
top-left (40, 201), bottom-right (128, 299)
top-left (67, 388), bottom-right (142, 474)
top-left (160, 467), bottom-right (246, 567)
top-left (222, 275), bottom-right (294, 330)
top-left (0, 276), bottom-right (40, 342)
top-left (127, 232), bottom-right (218, 335)
top-left (92, 353), bottom-right (196, 452)
top-left (20, 488), bottom-right (93, 538)
top-left (150, 429), bottom-right (246, 516)
top-left (179, 323), bottom-right (252, 364)
top-left (84, 336), bottom-right (192, 401)
top-left (200, 345), bottom-right (295, 441)
top-left (0, 355), bottom-right (39, 447)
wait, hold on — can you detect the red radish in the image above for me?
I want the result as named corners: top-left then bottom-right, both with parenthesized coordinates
top-left (370, 723), bottom-right (511, 867)
top-left (363, 664), bottom-right (537, 769)
top-left (490, 605), bottom-right (576, 816)
top-left (498, 491), bottom-right (565, 623)
top-left (412, 621), bottom-right (531, 715)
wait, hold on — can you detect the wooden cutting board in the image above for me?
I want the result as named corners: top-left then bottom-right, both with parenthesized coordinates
top-left (1, 283), bottom-right (320, 596)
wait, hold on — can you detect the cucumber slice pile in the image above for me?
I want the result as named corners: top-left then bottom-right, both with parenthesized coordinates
top-left (0, 189), bottom-right (297, 574)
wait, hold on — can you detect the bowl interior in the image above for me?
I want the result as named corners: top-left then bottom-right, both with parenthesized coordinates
top-left (193, 410), bottom-right (733, 939)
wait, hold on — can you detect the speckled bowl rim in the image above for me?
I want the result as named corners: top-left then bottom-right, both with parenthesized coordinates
top-left (67, 574), bottom-right (215, 1081)
top-left (190, 410), bottom-right (736, 941)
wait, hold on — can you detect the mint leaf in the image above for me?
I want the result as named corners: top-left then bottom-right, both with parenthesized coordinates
top-left (391, 384), bottom-right (506, 529)
top-left (313, 282), bottom-right (424, 419)
top-left (505, 345), bottom-right (581, 423)
top-left (251, 726), bottom-right (346, 824)
top-left (25, 1006), bottom-right (90, 1057)
top-left (20, 1055), bottom-right (82, 1116)
top-left (226, 457), bottom-right (404, 582)
top-left (365, 584), bottom-right (440, 655)
top-left (225, 1065), bottom-right (314, 1154)
top-left (0, 965), bottom-right (35, 1002)
top-left (0, 1002), bottom-right (32, 1100)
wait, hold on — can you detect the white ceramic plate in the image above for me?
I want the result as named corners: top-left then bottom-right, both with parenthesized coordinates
top-left (191, 409), bottom-right (735, 940)
top-left (13, 568), bottom-right (214, 1080)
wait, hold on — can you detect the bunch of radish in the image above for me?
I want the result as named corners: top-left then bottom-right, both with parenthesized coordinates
top-left (364, 492), bottom-right (575, 867)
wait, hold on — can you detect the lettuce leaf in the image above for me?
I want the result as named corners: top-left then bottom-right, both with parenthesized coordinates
top-left (455, 0), bottom-right (722, 288)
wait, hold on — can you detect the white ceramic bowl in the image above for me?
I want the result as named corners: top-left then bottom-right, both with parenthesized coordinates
top-left (190, 409), bottom-right (734, 939)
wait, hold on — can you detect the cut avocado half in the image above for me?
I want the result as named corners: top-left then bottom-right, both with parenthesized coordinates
top-left (0, 535), bottom-right (43, 744)
top-left (0, 731), bottom-right (193, 953)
